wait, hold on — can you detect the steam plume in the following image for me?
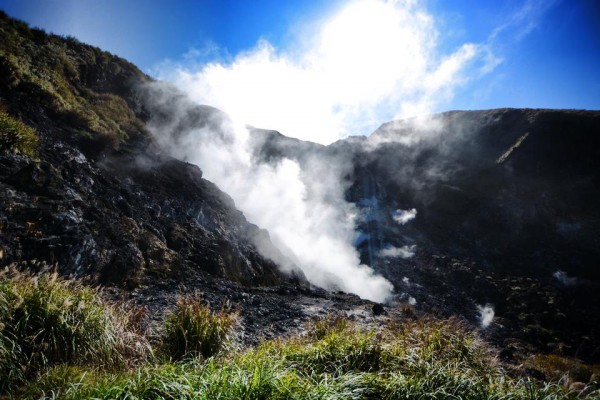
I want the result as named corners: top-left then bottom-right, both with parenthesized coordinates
top-left (144, 0), bottom-right (549, 302)
top-left (553, 270), bottom-right (576, 286)
top-left (143, 82), bottom-right (393, 302)
top-left (477, 304), bottom-right (495, 328)
top-left (379, 245), bottom-right (416, 259)
top-left (154, 0), bottom-right (487, 144)
top-left (392, 208), bottom-right (417, 225)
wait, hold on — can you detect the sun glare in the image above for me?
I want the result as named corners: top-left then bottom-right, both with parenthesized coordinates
top-left (166, 0), bottom-right (480, 144)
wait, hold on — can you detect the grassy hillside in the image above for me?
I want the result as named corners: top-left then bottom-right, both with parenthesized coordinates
top-left (2, 269), bottom-right (597, 399)
top-left (0, 11), bottom-right (148, 149)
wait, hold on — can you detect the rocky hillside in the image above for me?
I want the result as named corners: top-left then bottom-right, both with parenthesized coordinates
top-left (252, 108), bottom-right (600, 362)
top-left (0, 11), bottom-right (300, 288)
top-left (351, 109), bottom-right (600, 361)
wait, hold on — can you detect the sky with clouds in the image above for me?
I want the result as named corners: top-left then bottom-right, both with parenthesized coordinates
top-left (1, 0), bottom-right (599, 143)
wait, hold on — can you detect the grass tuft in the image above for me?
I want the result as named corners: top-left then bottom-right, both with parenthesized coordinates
top-left (0, 110), bottom-right (39, 159)
top-left (0, 268), bottom-right (143, 394)
top-left (160, 295), bottom-right (236, 361)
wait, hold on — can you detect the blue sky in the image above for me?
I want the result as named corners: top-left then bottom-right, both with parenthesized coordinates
top-left (1, 0), bottom-right (599, 141)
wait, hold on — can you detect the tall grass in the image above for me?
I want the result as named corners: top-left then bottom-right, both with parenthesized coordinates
top-left (160, 295), bottom-right (236, 361)
top-left (23, 315), bottom-right (580, 400)
top-left (2, 275), bottom-right (587, 399)
top-left (0, 268), bottom-right (142, 394)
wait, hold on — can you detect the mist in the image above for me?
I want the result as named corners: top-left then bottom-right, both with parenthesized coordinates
top-left (379, 245), bottom-right (416, 259)
top-left (153, 0), bottom-right (493, 145)
top-left (393, 208), bottom-right (417, 225)
top-left (142, 82), bottom-right (393, 302)
top-left (141, 1), bottom-right (507, 303)
top-left (477, 304), bottom-right (495, 329)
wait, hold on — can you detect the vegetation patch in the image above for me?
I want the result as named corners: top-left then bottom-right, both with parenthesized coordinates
top-left (0, 11), bottom-right (147, 149)
top-left (0, 271), bottom-right (593, 398)
top-left (524, 354), bottom-right (600, 385)
top-left (160, 295), bottom-right (236, 361)
top-left (18, 312), bottom-right (587, 399)
top-left (0, 110), bottom-right (39, 158)
top-left (0, 268), bottom-right (144, 394)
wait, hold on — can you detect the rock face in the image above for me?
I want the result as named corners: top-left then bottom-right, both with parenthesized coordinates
top-left (252, 109), bottom-right (600, 361)
top-left (351, 109), bottom-right (600, 279)
top-left (0, 12), bottom-right (300, 288)
top-left (348, 109), bottom-right (600, 362)
top-left (0, 147), bottom-right (295, 287)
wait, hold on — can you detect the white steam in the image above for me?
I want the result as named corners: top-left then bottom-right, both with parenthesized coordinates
top-left (379, 245), bottom-right (416, 259)
top-left (143, 0), bottom-right (535, 303)
top-left (392, 208), bottom-right (418, 225)
top-left (477, 304), bottom-right (495, 328)
top-left (144, 83), bottom-right (393, 302)
top-left (154, 0), bottom-right (487, 144)
top-left (553, 270), bottom-right (576, 286)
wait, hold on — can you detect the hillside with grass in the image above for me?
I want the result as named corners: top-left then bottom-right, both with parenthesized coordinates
top-left (3, 269), bottom-right (596, 399)
top-left (0, 11), bottom-right (148, 148)
top-left (0, 10), bottom-right (299, 288)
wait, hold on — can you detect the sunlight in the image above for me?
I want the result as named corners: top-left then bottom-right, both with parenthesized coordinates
top-left (163, 0), bottom-right (482, 144)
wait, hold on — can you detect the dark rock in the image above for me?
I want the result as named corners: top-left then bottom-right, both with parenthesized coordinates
top-left (0, 14), bottom-right (302, 290)
top-left (372, 303), bottom-right (386, 316)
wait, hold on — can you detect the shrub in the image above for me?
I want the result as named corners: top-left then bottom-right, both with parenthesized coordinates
top-left (0, 110), bottom-right (39, 158)
top-left (161, 296), bottom-right (236, 361)
top-left (0, 268), bottom-right (130, 394)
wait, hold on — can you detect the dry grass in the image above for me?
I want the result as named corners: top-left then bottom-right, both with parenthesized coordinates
top-left (524, 354), bottom-right (600, 385)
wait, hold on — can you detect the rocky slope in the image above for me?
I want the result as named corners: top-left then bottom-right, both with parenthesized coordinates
top-left (0, 11), bottom-right (300, 289)
top-left (252, 109), bottom-right (600, 362)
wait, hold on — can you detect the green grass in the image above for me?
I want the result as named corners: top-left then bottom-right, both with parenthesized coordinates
top-left (0, 110), bottom-right (39, 159)
top-left (1, 270), bottom-right (591, 399)
top-left (0, 268), bottom-right (145, 395)
top-left (160, 296), bottom-right (236, 361)
top-left (0, 12), bottom-right (147, 148)
top-left (20, 316), bottom-right (582, 400)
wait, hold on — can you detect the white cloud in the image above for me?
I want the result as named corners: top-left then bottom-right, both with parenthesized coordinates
top-left (477, 304), bottom-right (495, 328)
top-left (392, 208), bottom-right (417, 225)
top-left (489, 0), bottom-right (559, 43)
top-left (154, 0), bottom-right (484, 144)
top-left (380, 245), bottom-right (416, 259)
